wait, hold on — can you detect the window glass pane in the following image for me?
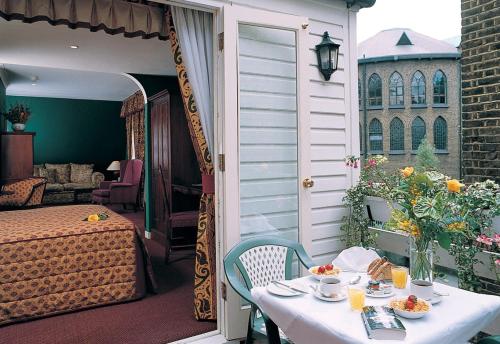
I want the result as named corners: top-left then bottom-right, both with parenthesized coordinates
top-left (389, 72), bottom-right (404, 106)
top-left (433, 116), bottom-right (447, 150)
top-left (368, 74), bottom-right (382, 106)
top-left (433, 70), bottom-right (447, 104)
top-left (390, 117), bottom-right (404, 151)
top-left (238, 24), bottom-right (299, 246)
top-left (411, 116), bottom-right (426, 150)
top-left (411, 71), bottom-right (426, 104)
top-left (369, 118), bottom-right (383, 151)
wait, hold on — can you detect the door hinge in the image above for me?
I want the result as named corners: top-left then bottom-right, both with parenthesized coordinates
top-left (218, 32), bottom-right (224, 51)
top-left (221, 281), bottom-right (227, 300)
top-left (218, 153), bottom-right (225, 172)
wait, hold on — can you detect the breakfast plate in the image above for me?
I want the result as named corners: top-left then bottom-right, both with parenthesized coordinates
top-left (266, 282), bottom-right (305, 297)
top-left (366, 290), bottom-right (395, 298)
top-left (308, 264), bottom-right (342, 281)
top-left (389, 296), bottom-right (431, 319)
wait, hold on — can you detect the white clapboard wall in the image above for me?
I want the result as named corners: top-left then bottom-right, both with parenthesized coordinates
top-left (233, 0), bottom-right (359, 265)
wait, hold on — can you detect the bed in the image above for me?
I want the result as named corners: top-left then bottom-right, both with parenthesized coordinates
top-left (0, 205), bottom-right (155, 325)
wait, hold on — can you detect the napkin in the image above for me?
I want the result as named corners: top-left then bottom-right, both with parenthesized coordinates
top-left (332, 246), bottom-right (380, 272)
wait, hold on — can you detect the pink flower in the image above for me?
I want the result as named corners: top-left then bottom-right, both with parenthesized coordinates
top-left (354, 162), bottom-right (358, 168)
top-left (496, 259), bottom-right (500, 267)
top-left (368, 159), bottom-right (376, 167)
top-left (493, 234), bottom-right (500, 244)
top-left (476, 234), bottom-right (493, 246)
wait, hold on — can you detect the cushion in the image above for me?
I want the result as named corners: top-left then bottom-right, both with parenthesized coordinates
top-left (33, 164), bottom-right (44, 177)
top-left (39, 168), bottom-right (57, 184)
top-left (45, 183), bottom-right (64, 192)
top-left (45, 164), bottom-right (71, 184)
top-left (92, 189), bottom-right (110, 197)
top-left (70, 163), bottom-right (94, 184)
top-left (63, 183), bottom-right (94, 191)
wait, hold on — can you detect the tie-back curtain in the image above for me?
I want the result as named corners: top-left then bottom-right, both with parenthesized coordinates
top-left (171, 7), bottom-right (214, 156)
top-left (167, 7), bottom-right (216, 321)
top-left (122, 90), bottom-right (145, 205)
top-left (0, 0), bottom-right (168, 40)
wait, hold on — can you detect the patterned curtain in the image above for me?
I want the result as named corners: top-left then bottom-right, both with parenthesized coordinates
top-left (166, 8), bottom-right (216, 321)
top-left (121, 91), bottom-right (146, 204)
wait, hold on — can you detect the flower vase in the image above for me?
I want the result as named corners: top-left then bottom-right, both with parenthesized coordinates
top-left (409, 237), bottom-right (433, 282)
top-left (12, 123), bottom-right (25, 132)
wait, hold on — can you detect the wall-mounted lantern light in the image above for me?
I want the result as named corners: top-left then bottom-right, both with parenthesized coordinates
top-left (315, 31), bottom-right (340, 81)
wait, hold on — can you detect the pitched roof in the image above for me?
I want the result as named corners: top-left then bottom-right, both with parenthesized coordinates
top-left (358, 28), bottom-right (460, 62)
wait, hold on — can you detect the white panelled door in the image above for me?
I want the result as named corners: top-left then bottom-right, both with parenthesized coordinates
top-left (220, 4), bottom-right (311, 340)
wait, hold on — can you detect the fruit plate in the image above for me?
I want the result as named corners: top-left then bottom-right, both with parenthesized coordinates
top-left (389, 298), bottom-right (432, 319)
top-left (308, 265), bottom-right (341, 281)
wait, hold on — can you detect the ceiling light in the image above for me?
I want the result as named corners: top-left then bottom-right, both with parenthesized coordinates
top-left (69, 45), bottom-right (79, 49)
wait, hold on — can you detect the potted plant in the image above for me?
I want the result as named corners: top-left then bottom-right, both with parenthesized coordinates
top-left (3, 103), bottom-right (31, 131)
top-left (356, 155), bottom-right (399, 223)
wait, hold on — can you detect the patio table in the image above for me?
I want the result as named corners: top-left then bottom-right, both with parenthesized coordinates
top-left (251, 272), bottom-right (500, 344)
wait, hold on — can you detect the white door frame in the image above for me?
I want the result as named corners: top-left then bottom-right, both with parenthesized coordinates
top-left (220, 4), bottom-right (311, 340)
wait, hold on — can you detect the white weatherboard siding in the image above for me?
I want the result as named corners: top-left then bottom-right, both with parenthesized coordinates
top-left (239, 24), bottom-right (299, 243)
top-left (232, 0), bottom-right (358, 265)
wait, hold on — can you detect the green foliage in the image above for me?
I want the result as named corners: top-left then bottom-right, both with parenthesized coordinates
top-left (415, 138), bottom-right (439, 172)
top-left (2, 103), bottom-right (31, 124)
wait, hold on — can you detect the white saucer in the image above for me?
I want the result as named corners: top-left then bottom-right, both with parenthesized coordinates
top-left (312, 289), bottom-right (347, 302)
top-left (429, 295), bottom-right (442, 304)
top-left (365, 289), bottom-right (395, 298)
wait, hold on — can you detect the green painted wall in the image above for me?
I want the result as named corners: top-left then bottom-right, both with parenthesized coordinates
top-left (6, 96), bottom-right (126, 172)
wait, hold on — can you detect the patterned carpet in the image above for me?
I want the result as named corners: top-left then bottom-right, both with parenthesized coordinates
top-left (0, 206), bottom-right (216, 344)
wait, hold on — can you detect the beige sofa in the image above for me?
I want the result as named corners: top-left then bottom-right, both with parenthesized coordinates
top-left (34, 163), bottom-right (105, 204)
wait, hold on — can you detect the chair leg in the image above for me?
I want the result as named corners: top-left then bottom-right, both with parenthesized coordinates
top-left (165, 225), bottom-right (172, 264)
top-left (263, 317), bottom-right (281, 344)
top-left (245, 308), bottom-right (256, 344)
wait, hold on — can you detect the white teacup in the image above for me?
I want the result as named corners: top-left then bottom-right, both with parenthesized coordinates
top-left (319, 277), bottom-right (343, 297)
top-left (410, 280), bottom-right (434, 300)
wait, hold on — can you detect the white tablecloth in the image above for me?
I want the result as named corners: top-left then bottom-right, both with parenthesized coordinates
top-left (251, 273), bottom-right (500, 344)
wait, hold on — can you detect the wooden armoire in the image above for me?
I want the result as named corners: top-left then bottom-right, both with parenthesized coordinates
top-left (149, 90), bottom-right (201, 245)
top-left (0, 132), bottom-right (35, 184)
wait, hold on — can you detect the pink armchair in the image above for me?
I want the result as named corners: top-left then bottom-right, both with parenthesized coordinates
top-left (91, 159), bottom-right (143, 210)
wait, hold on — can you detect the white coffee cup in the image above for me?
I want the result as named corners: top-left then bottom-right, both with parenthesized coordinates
top-left (319, 277), bottom-right (343, 297)
top-left (410, 280), bottom-right (434, 300)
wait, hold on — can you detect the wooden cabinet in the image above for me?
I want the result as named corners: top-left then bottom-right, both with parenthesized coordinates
top-left (149, 90), bottom-right (200, 241)
top-left (1, 132), bottom-right (35, 183)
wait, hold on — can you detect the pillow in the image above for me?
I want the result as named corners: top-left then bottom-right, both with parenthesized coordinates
top-left (70, 163), bottom-right (94, 184)
top-left (45, 163), bottom-right (71, 184)
top-left (39, 168), bottom-right (57, 184)
top-left (33, 164), bottom-right (44, 177)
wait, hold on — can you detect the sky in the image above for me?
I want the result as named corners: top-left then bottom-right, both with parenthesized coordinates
top-left (357, 0), bottom-right (461, 43)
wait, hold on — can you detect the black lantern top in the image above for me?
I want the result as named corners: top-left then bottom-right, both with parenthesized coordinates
top-left (315, 31), bottom-right (340, 81)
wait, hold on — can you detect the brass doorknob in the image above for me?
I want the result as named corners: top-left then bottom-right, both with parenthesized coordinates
top-left (303, 178), bottom-right (314, 188)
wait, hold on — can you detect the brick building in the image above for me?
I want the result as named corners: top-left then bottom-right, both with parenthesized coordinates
top-left (461, 0), bottom-right (500, 183)
top-left (358, 29), bottom-right (461, 177)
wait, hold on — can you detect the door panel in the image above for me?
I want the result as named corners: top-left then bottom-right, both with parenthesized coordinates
top-left (221, 5), bottom-right (311, 340)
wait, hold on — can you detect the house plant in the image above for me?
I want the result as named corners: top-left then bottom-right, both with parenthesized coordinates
top-left (3, 103), bottom-right (31, 131)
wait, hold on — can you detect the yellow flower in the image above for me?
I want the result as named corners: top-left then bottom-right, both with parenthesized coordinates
top-left (87, 214), bottom-right (100, 222)
top-left (401, 166), bottom-right (414, 178)
top-left (411, 199), bottom-right (417, 207)
top-left (447, 179), bottom-right (464, 193)
top-left (447, 222), bottom-right (466, 231)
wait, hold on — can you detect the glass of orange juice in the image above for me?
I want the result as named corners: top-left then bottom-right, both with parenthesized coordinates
top-left (348, 287), bottom-right (365, 311)
top-left (391, 266), bottom-right (409, 289)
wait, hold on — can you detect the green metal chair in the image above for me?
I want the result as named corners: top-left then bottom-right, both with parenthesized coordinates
top-left (223, 236), bottom-right (315, 344)
top-left (478, 336), bottom-right (500, 344)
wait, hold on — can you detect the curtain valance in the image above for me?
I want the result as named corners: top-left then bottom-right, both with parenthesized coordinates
top-left (0, 0), bottom-right (168, 40)
top-left (120, 90), bottom-right (145, 118)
